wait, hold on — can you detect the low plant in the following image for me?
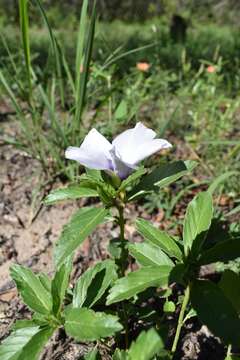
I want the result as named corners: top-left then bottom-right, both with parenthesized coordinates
top-left (1, 123), bottom-right (240, 359)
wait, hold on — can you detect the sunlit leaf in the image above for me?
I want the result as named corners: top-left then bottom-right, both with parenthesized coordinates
top-left (84, 349), bottom-right (100, 360)
top-left (73, 260), bottom-right (117, 308)
top-left (51, 256), bottom-right (72, 315)
top-left (112, 349), bottom-right (128, 360)
top-left (107, 266), bottom-right (172, 304)
top-left (119, 167), bottom-right (147, 192)
top-left (10, 265), bottom-right (52, 315)
top-left (0, 325), bottom-right (54, 360)
top-left (64, 308), bottom-right (122, 341)
top-left (44, 185), bottom-right (98, 204)
top-left (128, 328), bottom-right (164, 360)
top-left (54, 207), bottom-right (108, 267)
top-left (128, 242), bottom-right (174, 267)
top-left (136, 219), bottom-right (182, 260)
top-left (183, 191), bottom-right (213, 256)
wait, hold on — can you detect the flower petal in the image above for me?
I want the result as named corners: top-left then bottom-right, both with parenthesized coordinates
top-left (124, 138), bottom-right (172, 165)
top-left (110, 148), bottom-right (136, 179)
top-left (113, 122), bottom-right (171, 165)
top-left (65, 129), bottom-right (113, 170)
top-left (112, 123), bottom-right (156, 162)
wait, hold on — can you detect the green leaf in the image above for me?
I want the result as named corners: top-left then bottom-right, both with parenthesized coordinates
top-left (136, 219), bottom-right (182, 260)
top-left (38, 273), bottom-right (51, 293)
top-left (113, 349), bottom-right (128, 360)
top-left (44, 185), bottom-right (98, 204)
top-left (51, 257), bottom-right (72, 315)
top-left (128, 328), bottom-right (164, 360)
top-left (108, 238), bottom-right (123, 259)
top-left (16, 326), bottom-right (54, 360)
top-left (183, 308), bottom-right (197, 324)
top-left (129, 160), bottom-right (197, 200)
top-left (183, 191), bottom-right (213, 256)
top-left (0, 325), bottom-right (54, 360)
top-left (12, 320), bottom-right (37, 330)
top-left (107, 266), bottom-right (172, 305)
top-left (73, 260), bottom-right (117, 308)
top-left (18, 0), bottom-right (31, 98)
top-left (74, 0), bottom-right (96, 128)
top-left (10, 265), bottom-right (52, 315)
top-left (198, 238), bottom-right (240, 265)
top-left (191, 280), bottom-right (240, 345)
top-left (54, 207), bottom-right (108, 267)
top-left (115, 100), bottom-right (127, 121)
top-left (84, 349), bottom-right (100, 360)
top-left (219, 270), bottom-right (240, 314)
top-left (163, 301), bottom-right (176, 313)
top-left (0, 326), bottom-right (39, 360)
top-left (119, 167), bottom-right (147, 192)
top-left (128, 242), bottom-right (174, 267)
top-left (64, 308), bottom-right (122, 341)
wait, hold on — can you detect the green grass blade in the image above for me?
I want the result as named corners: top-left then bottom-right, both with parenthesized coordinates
top-left (74, 0), bottom-right (96, 135)
top-left (37, 82), bottom-right (67, 146)
top-left (58, 42), bottom-right (75, 95)
top-left (75, 0), bottom-right (88, 84)
top-left (0, 34), bottom-right (18, 74)
top-left (0, 69), bottom-right (26, 123)
top-left (18, 0), bottom-right (32, 100)
top-left (33, 0), bottom-right (65, 107)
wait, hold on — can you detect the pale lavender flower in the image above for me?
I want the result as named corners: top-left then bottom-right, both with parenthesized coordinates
top-left (65, 122), bottom-right (172, 179)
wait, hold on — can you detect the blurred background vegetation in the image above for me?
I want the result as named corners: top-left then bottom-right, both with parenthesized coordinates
top-left (0, 0), bottom-right (239, 213)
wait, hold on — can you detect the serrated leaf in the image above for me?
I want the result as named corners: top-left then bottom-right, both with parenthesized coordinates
top-left (136, 219), bottom-right (182, 260)
top-left (51, 256), bottom-right (72, 315)
top-left (64, 308), bottom-right (123, 341)
top-left (119, 167), bottom-right (147, 192)
top-left (0, 325), bottom-right (54, 360)
top-left (183, 191), bottom-right (213, 256)
top-left (44, 185), bottom-right (98, 204)
top-left (191, 280), bottom-right (240, 345)
top-left (107, 266), bottom-right (172, 304)
top-left (10, 265), bottom-right (52, 315)
top-left (128, 328), bottom-right (163, 360)
top-left (128, 242), bottom-right (174, 267)
top-left (198, 238), bottom-right (240, 265)
top-left (73, 260), bottom-right (117, 308)
top-left (219, 270), bottom-right (240, 314)
top-left (129, 160), bottom-right (197, 200)
top-left (54, 207), bottom-right (108, 267)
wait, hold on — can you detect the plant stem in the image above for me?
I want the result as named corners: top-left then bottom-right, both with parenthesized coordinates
top-left (226, 344), bottom-right (232, 357)
top-left (118, 206), bottom-right (126, 277)
top-left (171, 285), bottom-right (190, 355)
top-left (117, 205), bottom-right (129, 349)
